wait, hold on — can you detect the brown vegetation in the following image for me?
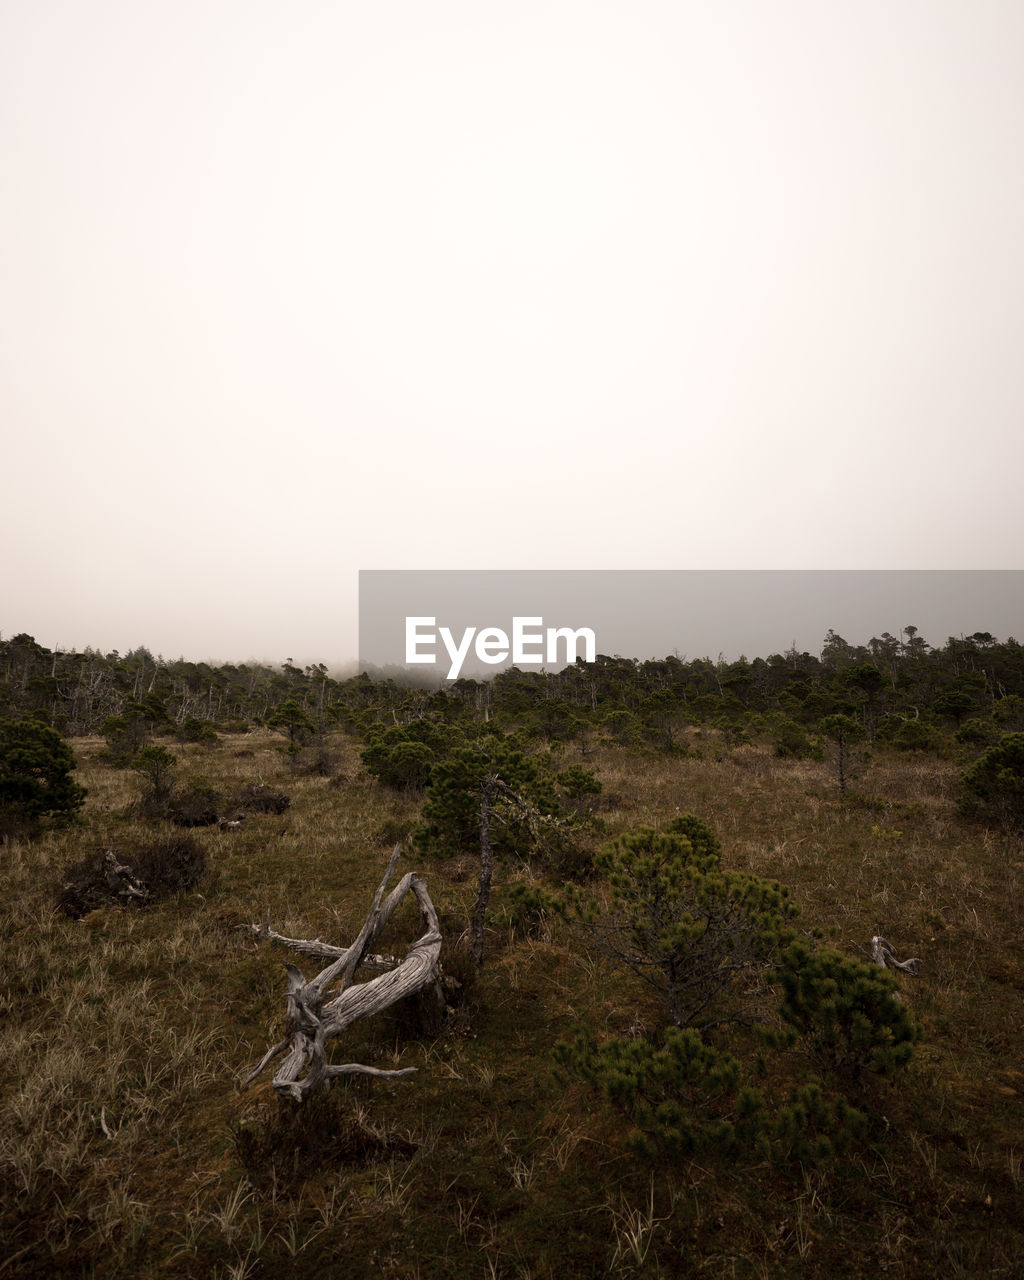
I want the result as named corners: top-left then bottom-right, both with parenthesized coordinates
top-left (1, 730), bottom-right (1022, 1278)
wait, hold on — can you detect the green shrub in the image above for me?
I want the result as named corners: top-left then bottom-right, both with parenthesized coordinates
top-left (414, 738), bottom-right (557, 858)
top-left (773, 1079), bottom-right (867, 1164)
top-left (580, 825), bottom-right (796, 1030)
top-left (501, 882), bottom-right (563, 938)
top-left (876, 718), bottom-right (936, 752)
top-left (555, 1030), bottom-right (871, 1168)
top-left (892, 719), bottom-right (937, 751)
top-left (361, 722), bottom-right (458, 790)
top-left (365, 738), bottom-right (434, 790)
top-left (554, 1027), bottom-right (763, 1160)
top-left (959, 732), bottom-right (1024, 829)
top-left (770, 941), bottom-right (919, 1081)
top-left (955, 718), bottom-right (1000, 748)
top-left (523, 698), bottom-right (584, 747)
top-left (0, 717), bottom-right (86, 834)
top-left (555, 765), bottom-right (602, 802)
top-left (267, 700), bottom-right (315, 757)
top-left (771, 716), bottom-right (817, 759)
top-left (177, 716), bottom-right (219, 744)
top-left (131, 743), bottom-right (177, 797)
top-left (101, 710), bottom-right (150, 764)
top-left (664, 813), bottom-right (722, 865)
top-left (601, 709), bottom-right (640, 747)
top-left (993, 695), bottom-right (1024, 732)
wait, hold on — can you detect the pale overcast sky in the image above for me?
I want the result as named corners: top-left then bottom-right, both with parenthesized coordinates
top-left (2, 2), bottom-right (1022, 664)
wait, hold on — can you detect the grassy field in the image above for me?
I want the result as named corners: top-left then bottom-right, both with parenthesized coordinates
top-left (1, 730), bottom-right (1022, 1278)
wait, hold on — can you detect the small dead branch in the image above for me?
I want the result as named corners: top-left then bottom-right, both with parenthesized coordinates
top-left (244, 846), bottom-right (441, 1102)
top-left (870, 935), bottom-right (921, 975)
top-left (103, 850), bottom-right (149, 902)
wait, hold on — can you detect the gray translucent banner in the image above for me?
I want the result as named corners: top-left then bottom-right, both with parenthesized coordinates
top-left (358, 570), bottom-right (1024, 681)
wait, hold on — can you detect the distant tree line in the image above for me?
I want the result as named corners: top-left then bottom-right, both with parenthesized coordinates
top-left (2, 625), bottom-right (1023, 752)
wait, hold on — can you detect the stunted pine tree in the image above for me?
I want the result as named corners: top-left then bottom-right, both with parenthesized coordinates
top-left (579, 821), bottom-right (796, 1031)
top-left (0, 718), bottom-right (86, 835)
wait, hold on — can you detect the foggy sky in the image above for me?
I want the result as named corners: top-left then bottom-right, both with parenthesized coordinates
top-left (360, 571), bottom-right (1024, 676)
top-left (2, 2), bottom-right (1023, 665)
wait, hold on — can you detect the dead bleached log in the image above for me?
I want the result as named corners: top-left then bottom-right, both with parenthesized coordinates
top-left (244, 846), bottom-right (441, 1102)
top-left (871, 935), bottom-right (921, 975)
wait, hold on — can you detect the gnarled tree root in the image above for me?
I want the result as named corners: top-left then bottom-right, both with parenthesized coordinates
top-left (244, 846), bottom-right (441, 1102)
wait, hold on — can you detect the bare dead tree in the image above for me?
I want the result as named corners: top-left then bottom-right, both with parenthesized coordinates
top-left (244, 846), bottom-right (442, 1102)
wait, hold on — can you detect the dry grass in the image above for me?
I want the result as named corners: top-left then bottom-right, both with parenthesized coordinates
top-left (1, 730), bottom-right (1022, 1277)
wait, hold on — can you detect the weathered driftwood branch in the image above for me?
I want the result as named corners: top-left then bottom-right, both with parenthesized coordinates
top-left (249, 910), bottom-right (400, 969)
top-left (870, 935), bottom-right (921, 975)
top-left (244, 846), bottom-right (441, 1102)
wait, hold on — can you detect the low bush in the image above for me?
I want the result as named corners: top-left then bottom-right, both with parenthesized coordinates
top-left (768, 940), bottom-right (919, 1081)
top-left (131, 745), bottom-right (178, 818)
top-left (177, 717), bottom-right (219, 744)
top-left (955, 718), bottom-right (1000, 748)
top-left (233, 782), bottom-right (291, 815)
top-left (664, 813), bottom-right (723, 863)
top-left (555, 765), bottom-right (602, 803)
top-left (554, 1026), bottom-right (764, 1161)
top-left (101, 711), bottom-right (150, 765)
top-left (167, 778), bottom-right (221, 827)
top-left (958, 732), bottom-right (1024, 830)
top-left (579, 823), bottom-right (796, 1030)
top-left (773, 1078), bottom-right (867, 1164)
top-left (771, 716), bottom-right (818, 759)
top-left (501, 882), bottom-right (564, 939)
top-left (876, 718), bottom-right (937, 752)
top-left (361, 722), bottom-right (460, 790)
top-left (55, 835), bottom-right (208, 917)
